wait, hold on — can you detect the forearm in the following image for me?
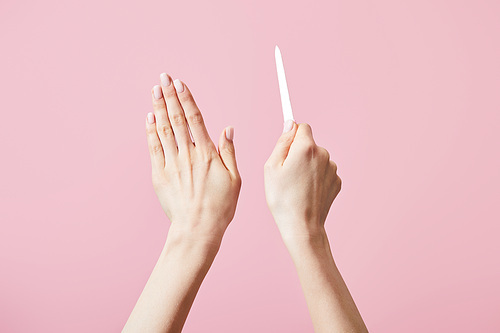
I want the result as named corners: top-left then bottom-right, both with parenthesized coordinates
top-left (123, 226), bottom-right (221, 333)
top-left (284, 227), bottom-right (367, 333)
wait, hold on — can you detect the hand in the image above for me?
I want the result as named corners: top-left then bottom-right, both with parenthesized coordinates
top-left (146, 74), bottom-right (241, 243)
top-left (264, 121), bottom-right (341, 241)
top-left (264, 121), bottom-right (367, 333)
top-left (124, 74), bottom-right (241, 333)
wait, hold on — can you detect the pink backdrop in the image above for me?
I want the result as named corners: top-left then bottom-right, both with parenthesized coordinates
top-left (1, 0), bottom-right (499, 332)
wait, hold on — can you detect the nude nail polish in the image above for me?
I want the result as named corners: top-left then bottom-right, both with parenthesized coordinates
top-left (153, 85), bottom-right (162, 100)
top-left (160, 73), bottom-right (171, 87)
top-left (173, 79), bottom-right (184, 93)
top-left (226, 127), bottom-right (234, 141)
top-left (147, 112), bottom-right (155, 124)
top-left (283, 119), bottom-right (294, 133)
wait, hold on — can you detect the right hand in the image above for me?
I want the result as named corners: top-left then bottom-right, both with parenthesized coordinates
top-left (264, 121), bottom-right (341, 241)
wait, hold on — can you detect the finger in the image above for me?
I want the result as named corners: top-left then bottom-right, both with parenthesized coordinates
top-left (152, 85), bottom-right (177, 162)
top-left (330, 160), bottom-right (338, 174)
top-left (294, 123), bottom-right (315, 142)
top-left (145, 112), bottom-right (165, 170)
top-left (174, 80), bottom-right (213, 149)
top-left (266, 119), bottom-right (298, 166)
top-left (284, 123), bottom-right (318, 164)
top-left (160, 75), bottom-right (193, 153)
top-left (218, 126), bottom-right (240, 180)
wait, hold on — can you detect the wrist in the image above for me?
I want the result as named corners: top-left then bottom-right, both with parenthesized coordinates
top-left (164, 224), bottom-right (223, 257)
top-left (275, 215), bottom-right (325, 245)
top-left (280, 223), bottom-right (330, 255)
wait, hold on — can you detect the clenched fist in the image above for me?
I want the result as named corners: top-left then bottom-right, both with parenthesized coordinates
top-left (264, 121), bottom-right (341, 241)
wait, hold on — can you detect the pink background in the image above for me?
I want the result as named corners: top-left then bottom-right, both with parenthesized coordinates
top-left (1, 0), bottom-right (499, 332)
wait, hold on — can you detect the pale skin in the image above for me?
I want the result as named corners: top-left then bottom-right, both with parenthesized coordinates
top-left (265, 121), bottom-right (368, 333)
top-left (123, 74), bottom-right (241, 333)
top-left (123, 73), bottom-right (367, 332)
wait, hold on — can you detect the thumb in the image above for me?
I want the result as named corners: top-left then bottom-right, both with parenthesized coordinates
top-left (267, 119), bottom-right (298, 166)
top-left (218, 126), bottom-right (239, 178)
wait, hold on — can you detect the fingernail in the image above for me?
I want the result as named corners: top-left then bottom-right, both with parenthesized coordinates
top-left (173, 79), bottom-right (184, 93)
top-left (147, 112), bottom-right (155, 124)
top-left (283, 119), bottom-right (294, 133)
top-left (153, 85), bottom-right (162, 100)
top-left (160, 73), bottom-right (171, 87)
top-left (226, 127), bottom-right (234, 141)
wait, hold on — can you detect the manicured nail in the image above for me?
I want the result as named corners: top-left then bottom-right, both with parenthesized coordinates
top-left (226, 127), bottom-right (234, 141)
top-left (173, 79), bottom-right (184, 93)
top-left (153, 85), bottom-right (162, 100)
top-left (160, 73), bottom-right (171, 87)
top-left (147, 112), bottom-right (155, 124)
top-left (283, 119), bottom-right (294, 133)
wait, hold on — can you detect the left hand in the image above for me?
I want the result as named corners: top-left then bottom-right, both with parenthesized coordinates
top-left (146, 74), bottom-right (241, 243)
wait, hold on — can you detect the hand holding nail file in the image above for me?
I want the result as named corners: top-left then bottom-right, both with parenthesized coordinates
top-left (268, 46), bottom-right (368, 332)
top-left (275, 45), bottom-right (295, 122)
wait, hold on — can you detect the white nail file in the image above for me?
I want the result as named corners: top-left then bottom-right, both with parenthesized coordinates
top-left (275, 45), bottom-right (295, 122)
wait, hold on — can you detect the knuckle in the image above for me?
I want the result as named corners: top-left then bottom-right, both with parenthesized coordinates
top-left (297, 123), bottom-right (312, 135)
top-left (178, 93), bottom-right (193, 103)
top-left (207, 148), bottom-right (219, 161)
top-left (164, 89), bottom-right (178, 99)
top-left (201, 152), bottom-right (212, 164)
top-left (298, 141), bottom-right (316, 155)
top-left (300, 123), bottom-right (312, 131)
top-left (170, 113), bottom-right (186, 126)
top-left (146, 125), bottom-right (156, 135)
top-left (187, 112), bottom-right (204, 125)
top-left (158, 124), bottom-right (174, 138)
top-left (306, 141), bottom-right (316, 151)
top-left (150, 143), bottom-right (163, 154)
top-left (320, 147), bottom-right (330, 160)
top-left (331, 161), bottom-right (338, 172)
top-left (198, 149), bottom-right (214, 164)
top-left (297, 123), bottom-right (314, 140)
top-left (330, 160), bottom-right (338, 172)
top-left (235, 175), bottom-right (242, 188)
top-left (200, 142), bottom-right (217, 157)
